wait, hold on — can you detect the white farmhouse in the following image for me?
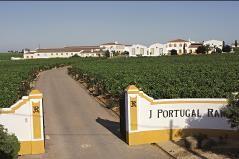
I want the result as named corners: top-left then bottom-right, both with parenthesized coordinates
top-left (100, 41), bottom-right (126, 53)
top-left (148, 43), bottom-right (165, 56)
top-left (187, 43), bottom-right (202, 54)
top-left (23, 46), bottom-right (104, 59)
top-left (166, 39), bottom-right (191, 55)
top-left (203, 40), bottom-right (223, 53)
top-left (128, 44), bottom-right (148, 57)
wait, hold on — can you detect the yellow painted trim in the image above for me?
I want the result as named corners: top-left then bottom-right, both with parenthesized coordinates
top-left (138, 92), bottom-right (228, 105)
top-left (29, 95), bottom-right (43, 99)
top-left (0, 99), bottom-right (29, 114)
top-left (19, 140), bottom-right (45, 155)
top-left (32, 101), bottom-right (42, 139)
top-left (130, 97), bottom-right (138, 131)
top-left (126, 85), bottom-right (227, 105)
top-left (0, 89), bottom-right (42, 114)
top-left (127, 129), bottom-right (239, 145)
top-left (30, 90), bottom-right (42, 95)
top-left (126, 85), bottom-right (139, 92)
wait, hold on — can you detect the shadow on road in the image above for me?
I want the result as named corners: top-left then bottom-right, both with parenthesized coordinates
top-left (96, 117), bottom-right (122, 139)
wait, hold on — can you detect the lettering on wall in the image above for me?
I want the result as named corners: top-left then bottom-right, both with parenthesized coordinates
top-left (149, 108), bottom-right (224, 119)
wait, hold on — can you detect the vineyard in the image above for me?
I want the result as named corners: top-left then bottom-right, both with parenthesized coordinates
top-left (1, 53), bottom-right (239, 108)
top-left (0, 53), bottom-right (23, 60)
top-left (68, 54), bottom-right (239, 101)
top-left (0, 58), bottom-right (78, 108)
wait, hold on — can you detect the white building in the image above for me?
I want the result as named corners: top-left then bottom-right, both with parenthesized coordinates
top-left (165, 39), bottom-right (191, 55)
top-left (128, 44), bottom-right (148, 57)
top-left (187, 43), bottom-right (203, 54)
top-left (23, 46), bottom-right (104, 59)
top-left (148, 43), bottom-right (166, 56)
top-left (203, 40), bottom-right (223, 53)
top-left (100, 42), bottom-right (126, 53)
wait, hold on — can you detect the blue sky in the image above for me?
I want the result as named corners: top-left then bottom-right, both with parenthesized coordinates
top-left (0, 1), bottom-right (238, 52)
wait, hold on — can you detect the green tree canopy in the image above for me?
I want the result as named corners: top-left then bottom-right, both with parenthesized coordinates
top-left (0, 125), bottom-right (20, 159)
top-left (222, 45), bottom-right (232, 53)
top-left (222, 94), bottom-right (239, 130)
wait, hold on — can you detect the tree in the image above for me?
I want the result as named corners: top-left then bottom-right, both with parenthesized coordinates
top-left (235, 40), bottom-right (238, 48)
top-left (223, 41), bottom-right (225, 48)
top-left (183, 44), bottom-right (186, 54)
top-left (122, 51), bottom-right (129, 56)
top-left (215, 47), bottom-right (222, 54)
top-left (104, 50), bottom-right (110, 58)
top-left (112, 51), bottom-right (119, 57)
top-left (196, 45), bottom-right (210, 54)
top-left (222, 93), bottom-right (239, 130)
top-left (205, 45), bottom-right (210, 54)
top-left (196, 46), bottom-right (206, 54)
top-left (222, 45), bottom-right (232, 53)
top-left (0, 125), bottom-right (20, 159)
top-left (170, 49), bottom-right (177, 55)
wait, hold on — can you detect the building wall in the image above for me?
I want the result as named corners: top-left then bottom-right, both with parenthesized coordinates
top-left (24, 51), bottom-right (102, 59)
top-left (148, 43), bottom-right (165, 56)
top-left (0, 90), bottom-right (45, 155)
top-left (203, 40), bottom-right (223, 54)
top-left (100, 44), bottom-right (126, 53)
top-left (125, 85), bottom-right (238, 145)
top-left (203, 40), bottom-right (223, 49)
top-left (166, 41), bottom-right (191, 55)
top-left (187, 47), bottom-right (198, 54)
top-left (128, 44), bottom-right (148, 57)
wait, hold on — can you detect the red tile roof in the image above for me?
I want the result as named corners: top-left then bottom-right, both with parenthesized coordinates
top-left (188, 43), bottom-right (202, 48)
top-left (35, 46), bottom-right (102, 53)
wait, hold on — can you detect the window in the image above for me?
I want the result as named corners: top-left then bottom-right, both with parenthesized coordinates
top-left (61, 53), bottom-right (63, 55)
top-left (179, 49), bottom-right (182, 53)
top-left (66, 53), bottom-right (68, 55)
top-left (51, 53), bottom-right (53, 56)
top-left (56, 53), bottom-right (58, 55)
top-left (169, 44), bottom-right (172, 47)
top-left (174, 44), bottom-right (177, 47)
top-left (37, 54), bottom-right (40, 56)
top-left (189, 49), bottom-right (192, 53)
top-left (71, 53), bottom-right (73, 55)
top-left (179, 44), bottom-right (182, 47)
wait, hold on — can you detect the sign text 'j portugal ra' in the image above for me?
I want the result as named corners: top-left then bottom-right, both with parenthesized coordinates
top-left (149, 108), bottom-right (224, 119)
top-left (123, 85), bottom-right (238, 145)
